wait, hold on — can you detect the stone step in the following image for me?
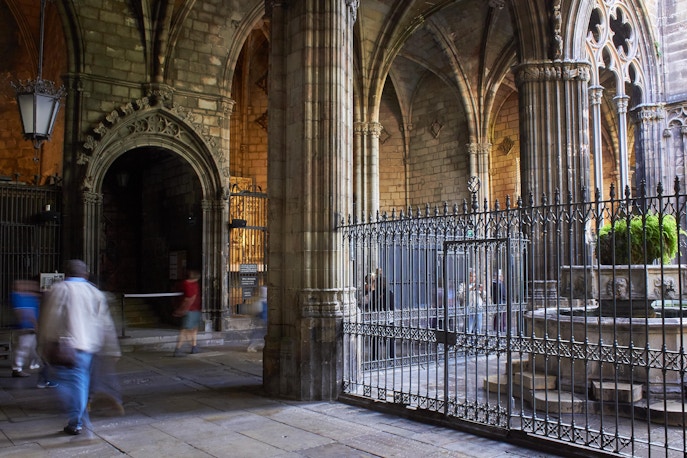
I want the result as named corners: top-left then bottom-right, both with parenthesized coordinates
top-left (513, 371), bottom-right (556, 390)
top-left (118, 331), bottom-right (225, 352)
top-left (529, 389), bottom-right (587, 414)
top-left (645, 400), bottom-right (687, 426)
top-left (508, 357), bottom-right (531, 374)
top-left (592, 380), bottom-right (643, 403)
top-left (484, 371), bottom-right (557, 394)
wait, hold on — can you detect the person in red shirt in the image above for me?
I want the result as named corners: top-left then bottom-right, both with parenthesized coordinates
top-left (173, 269), bottom-right (201, 356)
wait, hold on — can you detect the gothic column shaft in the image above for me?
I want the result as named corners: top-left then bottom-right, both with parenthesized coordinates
top-left (353, 122), bottom-right (364, 220)
top-left (365, 122), bottom-right (381, 216)
top-left (615, 95), bottom-right (630, 193)
top-left (82, 191), bottom-right (102, 278)
top-left (265, 0), bottom-right (355, 400)
top-left (468, 142), bottom-right (491, 205)
top-left (515, 61), bottom-right (592, 283)
top-left (515, 61), bottom-right (591, 201)
top-left (590, 86), bottom-right (604, 195)
top-left (202, 199), bottom-right (228, 331)
top-left (353, 121), bottom-right (381, 219)
top-left (633, 104), bottom-right (666, 193)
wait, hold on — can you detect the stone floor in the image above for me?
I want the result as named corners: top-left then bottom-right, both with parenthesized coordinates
top-left (0, 336), bottom-right (569, 458)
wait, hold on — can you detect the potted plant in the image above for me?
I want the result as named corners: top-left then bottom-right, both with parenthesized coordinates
top-left (598, 212), bottom-right (680, 265)
top-left (596, 212), bottom-right (683, 317)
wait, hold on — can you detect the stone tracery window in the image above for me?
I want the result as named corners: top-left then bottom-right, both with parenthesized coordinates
top-left (586, 0), bottom-right (645, 196)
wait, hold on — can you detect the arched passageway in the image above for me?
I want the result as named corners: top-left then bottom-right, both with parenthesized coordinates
top-left (100, 148), bottom-right (202, 326)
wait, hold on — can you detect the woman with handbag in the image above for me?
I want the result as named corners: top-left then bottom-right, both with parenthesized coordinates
top-left (38, 260), bottom-right (120, 436)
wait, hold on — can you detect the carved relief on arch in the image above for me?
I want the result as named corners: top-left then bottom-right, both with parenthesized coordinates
top-left (79, 97), bottom-right (226, 191)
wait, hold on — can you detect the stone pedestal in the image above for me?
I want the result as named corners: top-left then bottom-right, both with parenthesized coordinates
top-left (527, 308), bottom-right (687, 395)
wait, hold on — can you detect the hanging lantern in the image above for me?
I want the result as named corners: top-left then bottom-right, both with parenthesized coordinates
top-left (11, 0), bottom-right (66, 150)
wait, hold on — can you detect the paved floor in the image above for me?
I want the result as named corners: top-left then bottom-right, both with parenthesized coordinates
top-left (0, 341), bottom-right (564, 458)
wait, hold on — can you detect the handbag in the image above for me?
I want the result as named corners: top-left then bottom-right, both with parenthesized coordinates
top-left (45, 337), bottom-right (76, 368)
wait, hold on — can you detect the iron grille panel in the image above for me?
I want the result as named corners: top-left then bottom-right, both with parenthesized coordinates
top-left (341, 184), bottom-right (687, 457)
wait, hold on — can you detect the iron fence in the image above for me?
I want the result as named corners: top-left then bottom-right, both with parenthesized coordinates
top-left (228, 184), bottom-right (268, 317)
top-left (0, 183), bottom-right (61, 328)
top-left (341, 180), bottom-right (687, 457)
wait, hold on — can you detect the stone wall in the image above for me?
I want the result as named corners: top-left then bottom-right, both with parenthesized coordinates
top-left (406, 73), bottom-right (469, 206)
top-left (490, 91), bottom-right (520, 201)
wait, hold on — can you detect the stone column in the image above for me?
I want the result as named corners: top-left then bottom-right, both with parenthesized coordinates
top-left (355, 121), bottom-right (381, 218)
top-left (353, 121), bottom-right (364, 220)
top-left (632, 103), bottom-right (666, 194)
top-left (589, 85), bottom-right (604, 195)
top-left (265, 0), bottom-right (355, 400)
top-left (515, 61), bottom-right (591, 202)
top-left (468, 142), bottom-right (491, 205)
top-left (515, 61), bottom-right (592, 295)
top-left (202, 198), bottom-right (229, 331)
top-left (615, 95), bottom-right (631, 194)
top-left (82, 190), bottom-right (102, 279)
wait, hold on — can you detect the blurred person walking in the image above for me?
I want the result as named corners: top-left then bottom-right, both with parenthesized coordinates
top-left (10, 279), bottom-right (41, 378)
top-left (10, 278), bottom-right (58, 388)
top-left (172, 269), bottom-right (202, 356)
top-left (38, 260), bottom-right (120, 436)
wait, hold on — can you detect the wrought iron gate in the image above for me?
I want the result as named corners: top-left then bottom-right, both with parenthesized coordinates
top-left (0, 184), bottom-right (62, 328)
top-left (228, 183), bottom-right (268, 316)
top-left (341, 185), bottom-right (687, 458)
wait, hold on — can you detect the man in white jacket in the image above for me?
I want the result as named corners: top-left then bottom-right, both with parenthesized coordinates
top-left (39, 260), bottom-right (120, 436)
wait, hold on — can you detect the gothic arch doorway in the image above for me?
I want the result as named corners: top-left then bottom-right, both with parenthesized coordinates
top-left (78, 103), bottom-right (229, 331)
top-left (100, 148), bottom-right (202, 326)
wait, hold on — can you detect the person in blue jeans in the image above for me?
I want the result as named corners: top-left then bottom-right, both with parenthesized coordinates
top-left (11, 278), bottom-right (59, 388)
top-left (39, 260), bottom-right (120, 436)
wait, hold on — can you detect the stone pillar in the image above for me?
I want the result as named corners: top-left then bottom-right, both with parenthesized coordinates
top-left (468, 142), bottom-right (491, 205)
top-left (615, 95), bottom-right (631, 194)
top-left (589, 85), bottom-right (604, 195)
top-left (632, 103), bottom-right (666, 194)
top-left (265, 0), bottom-right (355, 400)
top-left (515, 61), bottom-right (591, 202)
top-left (82, 190), bottom-right (102, 280)
top-left (202, 198), bottom-right (229, 332)
top-left (515, 61), bottom-right (592, 291)
top-left (353, 121), bottom-right (364, 220)
top-left (358, 121), bottom-right (381, 218)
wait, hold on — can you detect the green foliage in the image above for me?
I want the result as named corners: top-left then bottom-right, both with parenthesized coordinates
top-left (598, 213), bottom-right (681, 265)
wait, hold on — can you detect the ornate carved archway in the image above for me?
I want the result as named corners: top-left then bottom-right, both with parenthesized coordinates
top-left (77, 96), bottom-right (230, 330)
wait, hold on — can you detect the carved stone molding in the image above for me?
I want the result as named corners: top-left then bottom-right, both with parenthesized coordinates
top-left (379, 126), bottom-right (391, 144)
top-left (666, 104), bottom-right (687, 126)
top-left (631, 104), bottom-right (665, 122)
top-left (255, 111), bottom-right (268, 130)
top-left (498, 137), bottom-right (515, 156)
top-left (430, 120), bottom-right (443, 138)
top-left (514, 61), bottom-right (591, 86)
top-left (353, 122), bottom-right (383, 137)
top-left (81, 96), bottom-right (225, 176)
top-left (345, 0), bottom-right (359, 23)
top-left (256, 72), bottom-right (268, 95)
top-left (550, 0), bottom-right (563, 60)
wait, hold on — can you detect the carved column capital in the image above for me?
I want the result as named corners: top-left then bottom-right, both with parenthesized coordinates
top-left (265, 0), bottom-right (288, 18)
top-left (345, 0), bottom-right (359, 22)
top-left (220, 97), bottom-right (237, 117)
top-left (589, 85), bottom-right (604, 106)
top-left (614, 95), bottom-right (630, 114)
top-left (631, 103), bottom-right (665, 122)
top-left (514, 61), bottom-right (591, 86)
top-left (353, 121), bottom-right (382, 137)
top-left (82, 190), bottom-right (102, 205)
